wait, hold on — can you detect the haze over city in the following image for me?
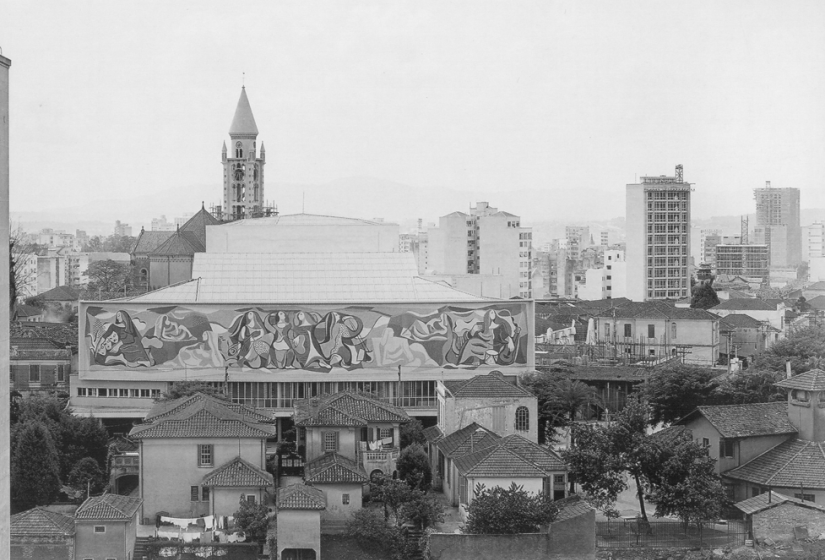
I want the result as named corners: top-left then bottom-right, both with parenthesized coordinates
top-left (3, 0), bottom-right (824, 232)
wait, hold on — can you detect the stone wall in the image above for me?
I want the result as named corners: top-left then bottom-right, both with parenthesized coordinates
top-left (752, 503), bottom-right (825, 542)
top-left (427, 508), bottom-right (595, 560)
top-left (10, 534), bottom-right (73, 560)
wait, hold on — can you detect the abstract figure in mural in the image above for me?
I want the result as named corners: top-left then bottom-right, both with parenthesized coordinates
top-left (92, 311), bottom-right (152, 367)
top-left (86, 303), bottom-right (527, 372)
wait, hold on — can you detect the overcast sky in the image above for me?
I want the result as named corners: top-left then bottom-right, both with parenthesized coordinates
top-left (2, 1), bottom-right (824, 226)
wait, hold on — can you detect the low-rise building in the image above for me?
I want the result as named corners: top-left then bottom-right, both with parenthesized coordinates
top-left (74, 494), bottom-right (142, 560)
top-left (436, 371), bottom-right (538, 443)
top-left (128, 393), bottom-right (277, 523)
top-left (711, 298), bottom-right (786, 335)
top-left (735, 491), bottom-right (825, 543)
top-left (276, 484), bottom-right (325, 560)
top-left (10, 337), bottom-right (72, 397)
top-left (10, 507), bottom-right (75, 560)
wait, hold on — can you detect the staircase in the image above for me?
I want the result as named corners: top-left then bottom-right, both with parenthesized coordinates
top-left (133, 536), bottom-right (152, 560)
top-left (404, 528), bottom-right (424, 560)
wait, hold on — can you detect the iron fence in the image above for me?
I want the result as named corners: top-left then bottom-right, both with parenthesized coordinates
top-left (596, 519), bottom-right (747, 549)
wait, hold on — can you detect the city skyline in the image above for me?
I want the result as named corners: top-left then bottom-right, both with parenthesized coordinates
top-left (2, 1), bottom-right (824, 227)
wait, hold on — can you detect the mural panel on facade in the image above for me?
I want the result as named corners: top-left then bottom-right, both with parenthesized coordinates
top-left (84, 303), bottom-right (529, 373)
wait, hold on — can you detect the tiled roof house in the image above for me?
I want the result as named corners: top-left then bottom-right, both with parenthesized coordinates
top-left (128, 393), bottom-right (275, 521)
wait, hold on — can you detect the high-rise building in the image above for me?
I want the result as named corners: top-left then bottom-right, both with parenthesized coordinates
top-left (626, 165), bottom-right (692, 301)
top-left (752, 182), bottom-right (801, 268)
top-left (600, 231), bottom-right (609, 246)
top-left (114, 221), bottom-right (132, 237)
top-left (221, 87), bottom-right (267, 220)
top-left (715, 244), bottom-right (770, 278)
top-left (565, 226), bottom-right (590, 260)
top-left (426, 202), bottom-right (533, 298)
top-left (700, 231), bottom-right (741, 268)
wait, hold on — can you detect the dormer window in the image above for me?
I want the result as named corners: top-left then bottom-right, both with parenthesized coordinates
top-left (792, 389), bottom-right (809, 403)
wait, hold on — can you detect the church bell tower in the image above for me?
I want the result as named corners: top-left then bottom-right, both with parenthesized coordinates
top-left (222, 87), bottom-right (265, 220)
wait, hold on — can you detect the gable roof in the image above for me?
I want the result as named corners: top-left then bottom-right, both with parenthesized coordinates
top-left (229, 87), bottom-right (259, 136)
top-left (304, 453), bottom-right (368, 483)
top-left (277, 484), bottom-right (326, 510)
top-left (775, 368), bottom-right (825, 392)
top-left (806, 281), bottom-right (825, 291)
top-left (149, 230), bottom-right (200, 256)
top-left (590, 300), bottom-right (719, 321)
top-left (10, 507), bottom-right (75, 535)
top-left (453, 434), bottom-right (566, 477)
top-left (712, 299), bottom-right (780, 311)
top-left (132, 229), bottom-right (174, 255)
top-left (805, 295), bottom-right (825, 310)
top-left (435, 422), bottom-right (501, 459)
top-left (724, 439), bottom-right (825, 489)
top-left (179, 206), bottom-right (221, 249)
top-left (677, 402), bottom-right (796, 438)
top-left (294, 392), bottom-right (410, 427)
top-left (422, 425), bottom-right (444, 444)
top-left (130, 393), bottom-right (276, 440)
top-left (442, 372), bottom-right (533, 399)
top-left (716, 313), bottom-right (764, 328)
top-left (202, 457), bottom-right (274, 487)
top-left (735, 491), bottom-right (825, 516)
top-left (39, 285), bottom-right (79, 301)
top-left (75, 494), bottom-right (142, 521)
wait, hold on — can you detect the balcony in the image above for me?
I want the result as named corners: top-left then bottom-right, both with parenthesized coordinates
top-left (358, 442), bottom-right (400, 477)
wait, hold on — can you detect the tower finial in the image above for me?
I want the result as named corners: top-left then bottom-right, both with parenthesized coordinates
top-left (242, 72), bottom-right (245, 88)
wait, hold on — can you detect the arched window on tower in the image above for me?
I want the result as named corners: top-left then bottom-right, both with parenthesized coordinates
top-left (233, 164), bottom-right (244, 181)
top-left (235, 141), bottom-right (243, 159)
top-left (515, 406), bottom-right (529, 432)
top-left (253, 184), bottom-right (259, 201)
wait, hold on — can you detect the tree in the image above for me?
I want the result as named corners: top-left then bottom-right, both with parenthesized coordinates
top-left (371, 474), bottom-right (414, 523)
top-left (65, 457), bottom-right (107, 502)
top-left (395, 443), bottom-right (431, 490)
top-left (750, 325), bottom-right (825, 375)
top-left (690, 282), bottom-right (720, 309)
top-left (154, 381), bottom-right (229, 402)
top-left (644, 364), bottom-right (719, 426)
top-left (562, 397), bottom-right (654, 520)
top-left (521, 371), bottom-right (601, 443)
top-left (642, 431), bottom-right (729, 526)
top-left (345, 509), bottom-right (411, 560)
top-left (399, 491), bottom-right (444, 530)
top-left (464, 482), bottom-right (559, 534)
top-left (712, 369), bottom-right (785, 405)
top-left (400, 419), bottom-right (426, 448)
top-left (11, 421), bottom-right (62, 512)
top-left (86, 259), bottom-right (131, 294)
top-left (234, 494), bottom-right (270, 549)
top-left (81, 233), bottom-right (137, 253)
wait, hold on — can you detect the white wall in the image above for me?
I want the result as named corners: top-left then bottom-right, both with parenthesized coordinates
top-left (625, 184), bottom-right (646, 302)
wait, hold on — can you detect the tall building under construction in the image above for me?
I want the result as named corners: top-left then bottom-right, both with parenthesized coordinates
top-left (752, 183), bottom-right (801, 268)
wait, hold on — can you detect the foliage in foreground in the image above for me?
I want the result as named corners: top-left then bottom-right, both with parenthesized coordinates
top-left (345, 509), bottom-right (420, 560)
top-left (234, 495), bottom-right (270, 547)
top-left (370, 474), bottom-right (444, 529)
top-left (11, 421), bottom-right (62, 512)
top-left (521, 370), bottom-right (601, 443)
top-left (399, 419), bottom-right (426, 448)
top-left (155, 381), bottom-right (229, 402)
top-left (395, 443), bottom-right (432, 490)
top-left (563, 397), bottom-right (729, 523)
top-left (464, 483), bottom-right (559, 534)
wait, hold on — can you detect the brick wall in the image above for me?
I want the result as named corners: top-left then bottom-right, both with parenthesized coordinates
top-left (752, 503), bottom-right (825, 541)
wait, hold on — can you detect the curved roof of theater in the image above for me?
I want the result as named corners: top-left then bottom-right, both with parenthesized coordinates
top-left (122, 252), bottom-right (490, 304)
top-left (216, 213), bottom-right (395, 228)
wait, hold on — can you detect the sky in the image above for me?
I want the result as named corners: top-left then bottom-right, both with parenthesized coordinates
top-left (2, 0), bottom-right (824, 230)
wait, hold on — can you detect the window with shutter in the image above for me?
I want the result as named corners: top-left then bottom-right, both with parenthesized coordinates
top-left (29, 365), bottom-right (41, 383)
top-left (323, 432), bottom-right (338, 453)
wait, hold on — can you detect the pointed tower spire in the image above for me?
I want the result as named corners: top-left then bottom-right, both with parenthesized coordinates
top-left (229, 87), bottom-right (258, 136)
top-left (222, 141), bottom-right (227, 153)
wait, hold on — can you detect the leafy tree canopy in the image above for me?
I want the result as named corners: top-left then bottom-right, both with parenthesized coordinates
top-left (65, 457), bottom-right (107, 502)
top-left (690, 282), bottom-right (720, 309)
top-left (234, 495), bottom-right (270, 547)
top-left (464, 482), bottom-right (559, 534)
top-left (11, 421), bottom-right (62, 512)
top-left (644, 364), bottom-right (719, 426)
top-left (750, 325), bottom-right (825, 376)
top-left (400, 419), bottom-right (426, 449)
top-left (521, 371), bottom-right (601, 444)
top-left (395, 443), bottom-right (432, 490)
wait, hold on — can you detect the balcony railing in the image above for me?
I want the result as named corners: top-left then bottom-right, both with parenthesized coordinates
top-left (230, 396), bottom-right (437, 411)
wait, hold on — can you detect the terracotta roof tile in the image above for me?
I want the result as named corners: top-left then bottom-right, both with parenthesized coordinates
top-left (453, 434), bottom-right (566, 477)
top-left (10, 507), bottom-right (75, 535)
top-left (75, 494), bottom-right (142, 520)
top-left (435, 423), bottom-right (501, 458)
top-left (422, 425), bottom-right (444, 444)
top-left (304, 453), bottom-right (368, 483)
top-left (277, 484), bottom-right (326, 510)
top-left (202, 457), bottom-right (273, 487)
top-left (678, 403), bottom-right (797, 438)
top-left (295, 392), bottom-right (410, 427)
top-left (39, 286), bottom-right (79, 301)
top-left (724, 439), bottom-right (825, 489)
top-left (775, 369), bottom-right (825, 392)
top-left (132, 230), bottom-right (174, 255)
top-left (145, 393), bottom-right (271, 423)
top-left (712, 299), bottom-right (781, 311)
top-left (734, 491), bottom-right (825, 515)
top-left (443, 372), bottom-right (533, 398)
